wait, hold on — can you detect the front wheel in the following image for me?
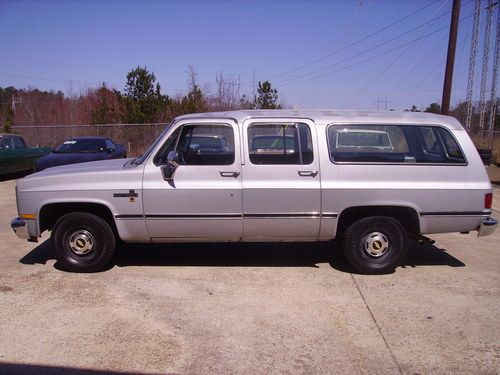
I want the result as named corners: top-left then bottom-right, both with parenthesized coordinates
top-left (343, 216), bottom-right (408, 274)
top-left (51, 212), bottom-right (116, 272)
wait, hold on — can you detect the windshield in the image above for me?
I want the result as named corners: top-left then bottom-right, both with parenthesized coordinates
top-left (55, 139), bottom-right (107, 153)
top-left (132, 123), bottom-right (172, 164)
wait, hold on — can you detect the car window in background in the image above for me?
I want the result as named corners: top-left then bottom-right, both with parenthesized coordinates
top-left (55, 139), bottom-right (107, 153)
top-left (105, 139), bottom-right (116, 150)
top-left (11, 137), bottom-right (27, 148)
top-left (0, 137), bottom-right (12, 150)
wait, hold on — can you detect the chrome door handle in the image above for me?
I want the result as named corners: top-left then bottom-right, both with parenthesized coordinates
top-left (298, 170), bottom-right (318, 177)
top-left (220, 171), bottom-right (240, 178)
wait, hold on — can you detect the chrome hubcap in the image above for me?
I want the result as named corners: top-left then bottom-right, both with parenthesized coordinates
top-left (68, 230), bottom-right (94, 255)
top-left (362, 231), bottom-right (389, 258)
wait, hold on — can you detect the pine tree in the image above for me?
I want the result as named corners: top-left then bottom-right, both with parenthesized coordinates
top-left (254, 81), bottom-right (281, 109)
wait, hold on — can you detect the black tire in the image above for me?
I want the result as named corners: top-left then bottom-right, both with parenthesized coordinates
top-left (343, 216), bottom-right (408, 275)
top-left (51, 212), bottom-right (116, 272)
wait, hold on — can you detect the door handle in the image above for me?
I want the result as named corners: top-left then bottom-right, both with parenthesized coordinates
top-left (220, 171), bottom-right (240, 178)
top-left (298, 170), bottom-right (318, 177)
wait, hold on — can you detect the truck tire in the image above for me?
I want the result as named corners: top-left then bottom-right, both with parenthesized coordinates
top-left (343, 216), bottom-right (408, 274)
top-left (51, 212), bottom-right (116, 272)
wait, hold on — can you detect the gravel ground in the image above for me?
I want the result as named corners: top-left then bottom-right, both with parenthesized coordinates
top-left (0, 177), bottom-right (498, 375)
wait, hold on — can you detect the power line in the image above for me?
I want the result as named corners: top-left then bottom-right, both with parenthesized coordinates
top-left (274, 8), bottom-right (460, 86)
top-left (384, 34), bottom-right (449, 99)
top-left (266, 0), bottom-right (443, 81)
top-left (277, 17), bottom-right (472, 88)
top-left (348, 0), bottom-right (451, 107)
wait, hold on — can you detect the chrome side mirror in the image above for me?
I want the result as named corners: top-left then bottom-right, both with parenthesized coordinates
top-left (161, 151), bottom-right (180, 181)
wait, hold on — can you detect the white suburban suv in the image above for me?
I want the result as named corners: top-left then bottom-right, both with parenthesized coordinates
top-left (11, 110), bottom-right (497, 274)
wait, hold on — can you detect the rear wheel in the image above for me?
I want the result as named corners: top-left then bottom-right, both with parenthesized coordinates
top-left (343, 216), bottom-right (408, 274)
top-left (51, 212), bottom-right (116, 272)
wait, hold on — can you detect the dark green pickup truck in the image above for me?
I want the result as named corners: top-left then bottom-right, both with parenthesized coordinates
top-left (0, 134), bottom-right (52, 175)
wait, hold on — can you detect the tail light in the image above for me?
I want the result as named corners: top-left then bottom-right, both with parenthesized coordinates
top-left (485, 193), bottom-right (493, 210)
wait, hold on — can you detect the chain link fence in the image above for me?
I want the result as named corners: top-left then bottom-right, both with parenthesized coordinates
top-left (11, 123), bottom-right (170, 157)
top-left (467, 130), bottom-right (500, 164)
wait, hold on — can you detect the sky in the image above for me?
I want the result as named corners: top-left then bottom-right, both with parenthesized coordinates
top-left (0, 0), bottom-right (497, 111)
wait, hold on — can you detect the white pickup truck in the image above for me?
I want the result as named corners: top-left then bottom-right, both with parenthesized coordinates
top-left (11, 110), bottom-right (497, 274)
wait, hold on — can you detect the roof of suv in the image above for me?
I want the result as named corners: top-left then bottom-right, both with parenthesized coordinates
top-left (175, 110), bottom-right (464, 130)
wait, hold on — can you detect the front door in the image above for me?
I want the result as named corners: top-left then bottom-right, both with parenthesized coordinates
top-left (142, 120), bottom-right (242, 241)
top-left (241, 118), bottom-right (321, 240)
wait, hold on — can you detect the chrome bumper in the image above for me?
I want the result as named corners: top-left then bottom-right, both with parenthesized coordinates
top-left (478, 217), bottom-right (498, 237)
top-left (11, 217), bottom-right (30, 240)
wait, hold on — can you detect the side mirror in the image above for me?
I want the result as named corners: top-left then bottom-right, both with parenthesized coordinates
top-left (107, 148), bottom-right (115, 153)
top-left (161, 151), bottom-right (180, 181)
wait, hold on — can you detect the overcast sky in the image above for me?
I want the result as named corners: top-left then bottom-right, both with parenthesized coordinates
top-left (0, 0), bottom-right (497, 110)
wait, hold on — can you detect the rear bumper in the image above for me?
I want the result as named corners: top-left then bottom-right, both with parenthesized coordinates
top-left (11, 217), bottom-right (30, 240)
top-left (478, 218), bottom-right (497, 237)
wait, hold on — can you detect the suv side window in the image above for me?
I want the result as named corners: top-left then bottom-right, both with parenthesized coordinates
top-left (328, 125), bottom-right (412, 163)
top-left (155, 124), bottom-right (234, 166)
top-left (248, 123), bottom-right (313, 165)
top-left (327, 124), bottom-right (466, 164)
top-left (417, 126), bottom-right (466, 163)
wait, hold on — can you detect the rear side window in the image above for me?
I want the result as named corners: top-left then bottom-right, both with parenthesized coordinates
top-left (417, 126), bottom-right (465, 163)
top-left (248, 123), bottom-right (313, 165)
top-left (328, 124), bottom-right (466, 164)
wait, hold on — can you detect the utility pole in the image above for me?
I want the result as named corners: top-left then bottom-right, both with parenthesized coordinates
top-left (374, 97), bottom-right (390, 111)
top-left (441, 0), bottom-right (461, 115)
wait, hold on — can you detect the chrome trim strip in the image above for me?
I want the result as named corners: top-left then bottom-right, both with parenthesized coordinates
top-left (420, 211), bottom-right (491, 216)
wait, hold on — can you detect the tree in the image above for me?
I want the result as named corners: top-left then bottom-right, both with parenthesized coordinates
top-left (90, 84), bottom-right (121, 125)
top-left (3, 106), bottom-right (14, 133)
top-left (404, 105), bottom-right (420, 112)
top-left (254, 81), bottom-right (281, 109)
top-left (424, 103), bottom-right (441, 114)
top-left (213, 72), bottom-right (241, 111)
top-left (239, 94), bottom-right (254, 109)
top-left (180, 66), bottom-right (207, 114)
top-left (121, 66), bottom-right (168, 123)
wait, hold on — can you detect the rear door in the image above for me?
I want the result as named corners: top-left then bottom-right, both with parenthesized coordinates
top-left (241, 118), bottom-right (321, 240)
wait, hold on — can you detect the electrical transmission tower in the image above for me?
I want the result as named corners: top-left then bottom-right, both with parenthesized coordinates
top-left (488, 3), bottom-right (500, 134)
top-left (478, 0), bottom-right (495, 130)
top-left (465, 0), bottom-right (482, 130)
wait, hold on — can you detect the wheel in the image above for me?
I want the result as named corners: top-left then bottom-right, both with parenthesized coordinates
top-left (343, 216), bottom-right (408, 274)
top-left (51, 212), bottom-right (116, 272)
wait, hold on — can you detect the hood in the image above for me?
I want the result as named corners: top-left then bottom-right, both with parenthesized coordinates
top-left (36, 152), bottom-right (110, 171)
top-left (17, 158), bottom-right (139, 193)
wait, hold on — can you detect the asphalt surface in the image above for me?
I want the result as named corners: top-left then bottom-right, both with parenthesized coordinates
top-left (0, 177), bottom-right (498, 375)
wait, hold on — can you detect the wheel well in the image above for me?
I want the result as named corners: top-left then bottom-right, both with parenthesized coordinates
top-left (336, 206), bottom-right (420, 238)
top-left (39, 202), bottom-right (118, 235)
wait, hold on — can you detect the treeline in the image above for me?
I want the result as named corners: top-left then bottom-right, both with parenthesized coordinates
top-left (0, 66), bottom-right (282, 131)
top-left (1, 65), bottom-right (498, 132)
top-left (403, 102), bottom-right (499, 131)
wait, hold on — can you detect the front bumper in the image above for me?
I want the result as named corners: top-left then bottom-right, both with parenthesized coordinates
top-left (478, 217), bottom-right (498, 237)
top-left (11, 217), bottom-right (30, 240)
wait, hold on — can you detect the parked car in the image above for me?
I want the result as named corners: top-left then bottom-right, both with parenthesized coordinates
top-left (0, 133), bottom-right (51, 176)
top-left (11, 110), bottom-right (497, 274)
top-left (35, 137), bottom-right (126, 171)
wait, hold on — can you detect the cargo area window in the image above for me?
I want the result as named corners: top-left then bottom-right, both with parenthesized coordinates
top-left (248, 123), bottom-right (313, 165)
top-left (327, 124), bottom-right (466, 164)
top-left (154, 124), bottom-right (234, 166)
